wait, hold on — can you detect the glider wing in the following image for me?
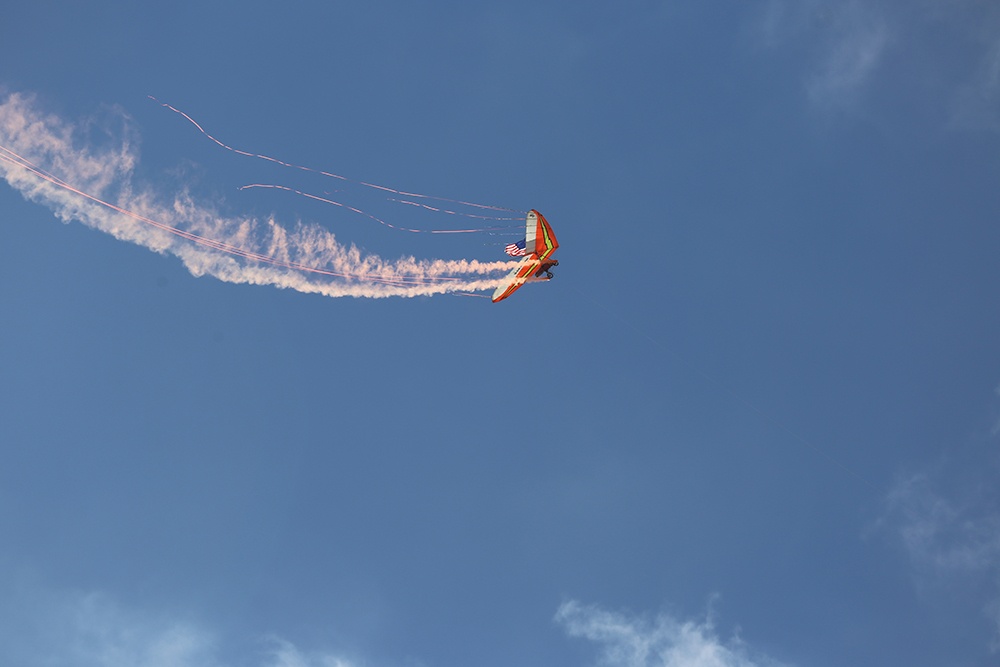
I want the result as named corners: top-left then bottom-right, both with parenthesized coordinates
top-left (491, 255), bottom-right (542, 302)
top-left (491, 210), bottom-right (558, 303)
top-left (528, 209), bottom-right (558, 261)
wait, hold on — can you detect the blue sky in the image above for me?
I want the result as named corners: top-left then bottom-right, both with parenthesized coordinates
top-left (2, 2), bottom-right (1000, 666)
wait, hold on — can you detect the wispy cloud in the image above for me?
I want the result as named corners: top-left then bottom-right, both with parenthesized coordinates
top-left (64, 593), bottom-right (220, 667)
top-left (754, 0), bottom-right (820, 49)
top-left (805, 9), bottom-right (889, 107)
top-left (951, 33), bottom-right (1000, 131)
top-left (264, 638), bottom-right (357, 667)
top-left (885, 472), bottom-right (1000, 575)
top-left (752, 1), bottom-right (888, 109)
top-left (0, 92), bottom-right (514, 299)
top-left (0, 588), bottom-right (220, 667)
top-left (879, 389), bottom-right (1000, 652)
top-left (0, 587), bottom-right (356, 667)
top-left (555, 600), bottom-right (789, 667)
top-left (753, 1), bottom-right (1000, 127)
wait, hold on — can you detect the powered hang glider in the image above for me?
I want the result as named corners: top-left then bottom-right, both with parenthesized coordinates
top-left (492, 210), bottom-right (559, 303)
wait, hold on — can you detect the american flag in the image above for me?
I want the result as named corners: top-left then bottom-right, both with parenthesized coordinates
top-left (505, 240), bottom-right (527, 257)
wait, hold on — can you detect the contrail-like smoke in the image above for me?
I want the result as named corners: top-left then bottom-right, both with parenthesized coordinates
top-left (0, 92), bottom-right (516, 299)
top-left (149, 95), bottom-right (524, 219)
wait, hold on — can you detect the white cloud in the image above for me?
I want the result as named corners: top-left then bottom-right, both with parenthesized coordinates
top-left (751, 1), bottom-right (1000, 127)
top-left (69, 595), bottom-right (218, 667)
top-left (951, 34), bottom-right (1000, 131)
top-left (989, 596), bottom-right (1000, 653)
top-left (805, 10), bottom-right (889, 107)
top-left (880, 410), bottom-right (1000, 652)
top-left (264, 638), bottom-right (357, 667)
top-left (555, 600), bottom-right (789, 667)
top-left (885, 473), bottom-right (1000, 575)
top-left (751, 1), bottom-right (889, 108)
top-left (0, 589), bottom-right (220, 667)
top-left (0, 92), bottom-right (514, 300)
top-left (0, 587), bottom-right (357, 667)
top-left (753, 0), bottom-right (820, 49)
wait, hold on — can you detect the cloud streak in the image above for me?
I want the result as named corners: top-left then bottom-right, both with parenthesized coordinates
top-left (754, 1), bottom-right (889, 108)
top-left (879, 392), bottom-right (1000, 653)
top-left (754, 1), bottom-right (1000, 128)
top-left (555, 600), bottom-right (788, 667)
top-left (264, 639), bottom-right (356, 667)
top-left (0, 587), bottom-right (358, 667)
top-left (0, 92), bottom-right (515, 299)
top-left (950, 32), bottom-right (1000, 131)
top-left (885, 473), bottom-right (1000, 575)
top-left (805, 8), bottom-right (888, 107)
top-left (0, 587), bottom-right (220, 667)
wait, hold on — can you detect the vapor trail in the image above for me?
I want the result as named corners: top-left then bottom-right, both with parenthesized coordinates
top-left (239, 183), bottom-right (514, 233)
top-left (149, 96), bottom-right (525, 217)
top-left (0, 93), bottom-right (515, 299)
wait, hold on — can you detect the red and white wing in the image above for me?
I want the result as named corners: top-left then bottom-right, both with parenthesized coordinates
top-left (527, 209), bottom-right (558, 261)
top-left (491, 255), bottom-right (542, 303)
top-left (491, 210), bottom-right (558, 303)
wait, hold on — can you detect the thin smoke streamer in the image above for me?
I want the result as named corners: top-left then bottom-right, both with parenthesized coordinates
top-left (240, 183), bottom-right (523, 234)
top-left (238, 183), bottom-right (515, 233)
top-left (0, 93), bottom-right (516, 299)
top-left (149, 96), bottom-right (525, 218)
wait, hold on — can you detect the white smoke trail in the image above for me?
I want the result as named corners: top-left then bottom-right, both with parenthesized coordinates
top-left (0, 92), bottom-right (516, 299)
top-left (149, 95), bottom-right (524, 217)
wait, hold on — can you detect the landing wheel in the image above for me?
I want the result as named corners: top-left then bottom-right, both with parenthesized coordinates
top-left (546, 271), bottom-right (554, 279)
